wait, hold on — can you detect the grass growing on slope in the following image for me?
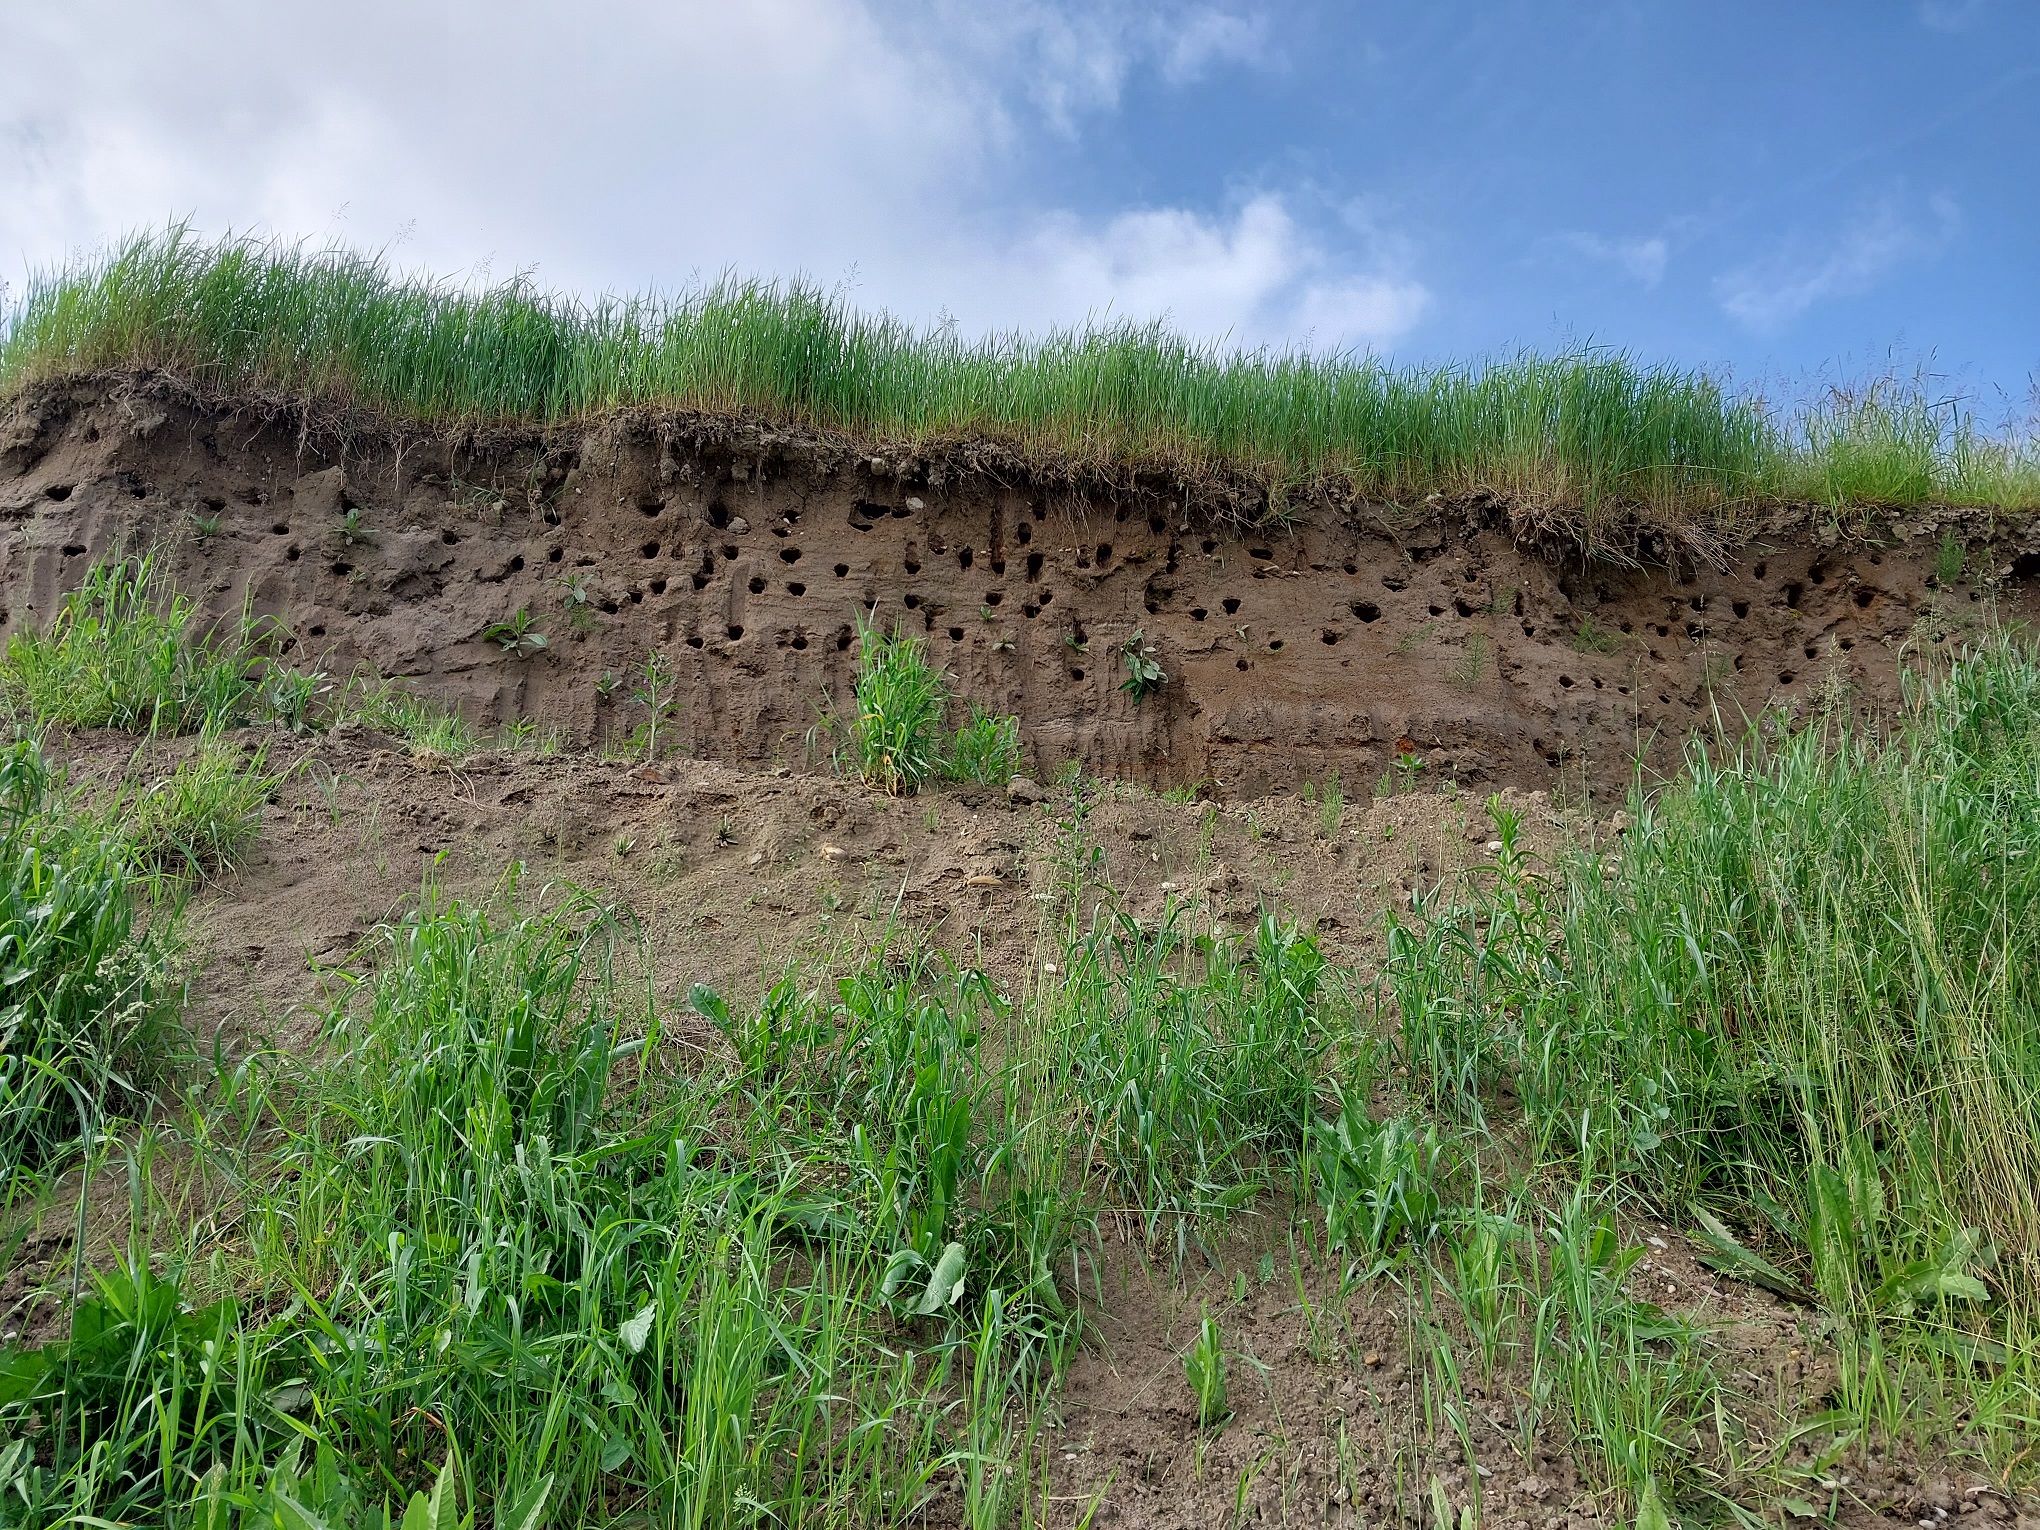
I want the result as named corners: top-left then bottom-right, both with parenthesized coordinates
top-left (7, 552), bottom-right (2039, 1525)
top-left (1384, 635), bottom-right (2040, 1474)
top-left (0, 554), bottom-right (256, 735)
top-left (0, 739), bottom-right (173, 1181)
top-left (6, 228), bottom-right (2034, 518)
top-left (105, 725), bottom-right (278, 879)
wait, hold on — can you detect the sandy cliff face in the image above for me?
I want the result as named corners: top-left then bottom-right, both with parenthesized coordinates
top-left (6, 378), bottom-right (2034, 799)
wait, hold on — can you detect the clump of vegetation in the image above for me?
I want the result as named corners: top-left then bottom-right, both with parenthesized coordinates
top-left (1383, 638), bottom-right (2040, 1485)
top-left (947, 704), bottom-right (1023, 785)
top-left (0, 554), bottom-right (254, 734)
top-left (341, 670), bottom-right (478, 758)
top-left (0, 739), bottom-right (171, 1179)
top-left (258, 661), bottom-right (331, 733)
top-left (819, 617), bottom-right (949, 794)
top-left (1313, 1099), bottom-right (1448, 1263)
top-left (1118, 629), bottom-right (1166, 701)
top-left (8, 229), bottom-right (2035, 522)
top-left (106, 724), bottom-right (277, 878)
top-left (1183, 1309), bottom-right (1229, 1427)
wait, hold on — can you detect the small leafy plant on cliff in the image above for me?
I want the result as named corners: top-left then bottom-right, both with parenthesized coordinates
top-left (557, 571), bottom-right (597, 632)
top-left (1119, 629), bottom-right (1166, 702)
top-left (482, 607), bottom-right (548, 659)
top-left (630, 648), bottom-right (680, 760)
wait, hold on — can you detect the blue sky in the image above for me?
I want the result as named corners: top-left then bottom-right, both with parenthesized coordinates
top-left (3, 1), bottom-right (2035, 419)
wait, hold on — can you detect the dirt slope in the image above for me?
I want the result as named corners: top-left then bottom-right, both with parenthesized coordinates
top-left (8, 377), bottom-right (2037, 800)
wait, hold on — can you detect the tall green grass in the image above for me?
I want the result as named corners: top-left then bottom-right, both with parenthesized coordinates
top-left (6, 228), bottom-right (2033, 516)
top-left (1384, 636), bottom-right (2040, 1476)
top-left (0, 739), bottom-right (173, 1181)
top-left (0, 554), bottom-right (256, 736)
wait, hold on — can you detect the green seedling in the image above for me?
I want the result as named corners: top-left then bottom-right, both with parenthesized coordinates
top-left (631, 648), bottom-right (680, 760)
top-left (1119, 629), bottom-right (1166, 701)
top-left (483, 607), bottom-right (548, 658)
top-left (1183, 1309), bottom-right (1230, 1427)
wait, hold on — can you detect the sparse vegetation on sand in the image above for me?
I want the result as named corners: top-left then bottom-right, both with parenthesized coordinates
top-left (4, 229), bottom-right (2036, 525)
top-left (5, 565), bottom-right (2040, 1527)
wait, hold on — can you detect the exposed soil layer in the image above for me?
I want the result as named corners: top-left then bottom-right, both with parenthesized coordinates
top-left (8, 378), bottom-right (2040, 798)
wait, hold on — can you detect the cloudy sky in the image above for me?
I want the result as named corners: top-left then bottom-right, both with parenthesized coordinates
top-left (2, 1), bottom-right (2035, 411)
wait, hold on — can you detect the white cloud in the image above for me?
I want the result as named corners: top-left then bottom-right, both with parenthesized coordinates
top-left (1547, 232), bottom-right (1670, 288)
top-left (0, 0), bottom-right (975, 292)
top-left (1160, 9), bottom-right (1273, 85)
top-left (918, 2), bottom-right (1273, 131)
top-left (1715, 194), bottom-right (1960, 330)
top-left (0, 0), bottom-right (1403, 358)
top-left (1918, 0), bottom-right (1988, 32)
top-left (1010, 194), bottom-right (1428, 349)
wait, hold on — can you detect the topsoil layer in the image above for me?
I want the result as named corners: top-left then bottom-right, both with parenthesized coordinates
top-left (6, 375), bottom-right (2040, 798)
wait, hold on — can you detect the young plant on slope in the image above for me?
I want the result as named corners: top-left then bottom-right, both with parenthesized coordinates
top-left (837, 616), bottom-right (948, 794)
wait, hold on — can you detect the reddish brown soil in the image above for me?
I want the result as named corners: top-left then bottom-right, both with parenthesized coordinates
top-left (8, 378), bottom-right (2039, 801)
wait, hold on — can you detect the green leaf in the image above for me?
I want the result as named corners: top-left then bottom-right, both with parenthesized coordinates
top-left (687, 982), bottom-right (730, 1027)
top-left (1428, 1477), bottom-right (1455, 1530)
top-left (270, 1490), bottom-right (338, 1530)
top-left (1689, 1205), bottom-right (1813, 1305)
top-left (912, 1242), bottom-right (968, 1316)
top-left (880, 1247), bottom-right (923, 1303)
top-left (1635, 1479), bottom-right (1673, 1530)
top-left (619, 1301), bottom-right (656, 1355)
top-left (1934, 1272), bottom-right (1990, 1302)
top-left (495, 1475), bottom-right (555, 1530)
top-left (401, 1454), bottom-right (460, 1530)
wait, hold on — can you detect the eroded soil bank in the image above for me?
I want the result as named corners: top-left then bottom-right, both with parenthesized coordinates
top-left (7, 379), bottom-right (2038, 1528)
top-left (8, 377), bottom-right (2038, 799)
top-left (10, 725), bottom-right (1998, 1530)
